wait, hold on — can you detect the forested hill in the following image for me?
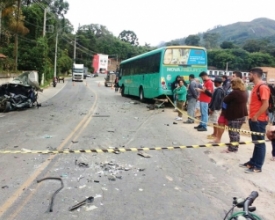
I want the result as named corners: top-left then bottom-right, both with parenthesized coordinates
top-left (207, 18), bottom-right (275, 45)
top-left (163, 18), bottom-right (275, 47)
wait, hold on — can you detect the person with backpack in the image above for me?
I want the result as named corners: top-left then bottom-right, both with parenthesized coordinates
top-left (221, 78), bottom-right (248, 152)
top-left (207, 77), bottom-right (225, 140)
top-left (240, 68), bottom-right (270, 173)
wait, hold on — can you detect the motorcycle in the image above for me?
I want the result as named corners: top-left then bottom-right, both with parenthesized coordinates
top-left (0, 83), bottom-right (41, 112)
top-left (53, 77), bottom-right (57, 87)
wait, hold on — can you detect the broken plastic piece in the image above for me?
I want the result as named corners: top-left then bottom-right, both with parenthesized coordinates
top-left (137, 152), bottom-right (151, 158)
top-left (37, 177), bottom-right (64, 212)
top-left (69, 196), bottom-right (94, 211)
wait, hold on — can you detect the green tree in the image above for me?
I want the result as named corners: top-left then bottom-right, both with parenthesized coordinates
top-left (248, 52), bottom-right (275, 69)
top-left (203, 32), bottom-right (220, 49)
top-left (220, 41), bottom-right (235, 49)
top-left (118, 30), bottom-right (139, 46)
top-left (185, 35), bottom-right (200, 46)
top-left (243, 39), bottom-right (261, 53)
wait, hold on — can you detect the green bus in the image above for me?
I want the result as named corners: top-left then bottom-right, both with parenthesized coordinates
top-left (119, 46), bottom-right (207, 101)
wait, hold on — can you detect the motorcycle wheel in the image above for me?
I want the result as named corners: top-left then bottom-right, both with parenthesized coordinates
top-left (4, 101), bottom-right (11, 112)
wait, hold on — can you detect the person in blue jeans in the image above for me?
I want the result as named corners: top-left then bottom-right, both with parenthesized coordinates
top-left (194, 72), bottom-right (214, 131)
top-left (239, 68), bottom-right (270, 173)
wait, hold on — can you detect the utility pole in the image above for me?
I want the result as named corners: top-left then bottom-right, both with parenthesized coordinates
top-left (225, 62), bottom-right (229, 75)
top-left (0, 7), bottom-right (2, 42)
top-left (54, 32), bottom-right (58, 78)
top-left (43, 8), bottom-right (47, 37)
top-left (14, 0), bottom-right (21, 71)
top-left (73, 36), bottom-right (76, 63)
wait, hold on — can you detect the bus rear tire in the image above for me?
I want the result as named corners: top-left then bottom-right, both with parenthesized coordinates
top-left (139, 87), bottom-right (144, 102)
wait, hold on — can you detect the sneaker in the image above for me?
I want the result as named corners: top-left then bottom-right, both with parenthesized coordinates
top-left (239, 162), bottom-right (254, 169)
top-left (245, 167), bottom-right (262, 173)
top-left (194, 125), bottom-right (202, 129)
top-left (197, 127), bottom-right (207, 131)
top-left (175, 117), bottom-right (182, 121)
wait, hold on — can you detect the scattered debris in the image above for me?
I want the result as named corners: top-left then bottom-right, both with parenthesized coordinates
top-left (14, 146), bottom-right (18, 148)
top-left (172, 142), bottom-right (178, 145)
top-left (124, 167), bottom-right (130, 171)
top-left (138, 168), bottom-right (146, 172)
top-left (2, 185), bottom-right (8, 189)
top-left (165, 176), bottom-right (173, 182)
top-left (75, 160), bottom-right (89, 168)
top-left (44, 135), bottom-right (53, 139)
top-left (71, 140), bottom-right (78, 144)
top-left (86, 205), bottom-right (97, 212)
top-left (37, 177), bottom-right (64, 212)
top-left (108, 175), bottom-right (116, 181)
top-left (204, 150), bottom-right (211, 155)
top-left (114, 148), bottom-right (120, 154)
top-left (107, 130), bottom-right (115, 133)
top-left (21, 148), bottom-right (31, 152)
top-left (139, 188), bottom-right (143, 192)
top-left (94, 180), bottom-right (100, 183)
top-left (79, 185), bottom-right (86, 189)
top-left (94, 194), bottom-right (102, 198)
top-left (101, 187), bottom-right (108, 191)
top-left (137, 152), bottom-right (151, 158)
top-left (69, 196), bottom-right (94, 211)
top-left (78, 175), bottom-right (84, 182)
top-left (129, 101), bottom-right (139, 104)
top-left (60, 174), bottom-right (68, 178)
top-left (134, 117), bottom-right (139, 120)
top-left (173, 122), bottom-right (177, 125)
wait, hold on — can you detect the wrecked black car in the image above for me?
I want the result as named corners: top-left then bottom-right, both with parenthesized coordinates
top-left (0, 72), bottom-right (43, 112)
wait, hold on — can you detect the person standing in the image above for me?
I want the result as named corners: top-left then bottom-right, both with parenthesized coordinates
top-left (207, 77), bottom-right (225, 139)
top-left (222, 75), bottom-right (231, 95)
top-left (265, 123), bottom-right (275, 161)
top-left (240, 68), bottom-right (270, 173)
top-left (213, 71), bottom-right (247, 143)
top-left (184, 74), bottom-right (198, 124)
top-left (174, 79), bottom-right (187, 121)
top-left (171, 75), bottom-right (182, 111)
top-left (194, 71), bottom-right (214, 131)
top-left (222, 78), bottom-right (248, 152)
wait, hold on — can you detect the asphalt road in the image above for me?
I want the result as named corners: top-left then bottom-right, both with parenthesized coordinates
top-left (0, 76), bottom-right (269, 220)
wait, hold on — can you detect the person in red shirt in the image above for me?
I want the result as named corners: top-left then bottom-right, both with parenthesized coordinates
top-left (194, 71), bottom-right (214, 131)
top-left (240, 67), bottom-right (270, 173)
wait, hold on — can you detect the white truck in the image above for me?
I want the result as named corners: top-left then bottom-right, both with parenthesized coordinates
top-left (72, 64), bottom-right (84, 81)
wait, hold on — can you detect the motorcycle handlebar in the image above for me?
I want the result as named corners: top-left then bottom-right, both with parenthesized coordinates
top-left (244, 191), bottom-right (258, 216)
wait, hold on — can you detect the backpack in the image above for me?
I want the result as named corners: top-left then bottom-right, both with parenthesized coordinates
top-left (257, 84), bottom-right (275, 113)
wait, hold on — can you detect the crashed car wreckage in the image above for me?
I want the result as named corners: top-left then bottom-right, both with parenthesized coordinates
top-left (0, 72), bottom-right (43, 112)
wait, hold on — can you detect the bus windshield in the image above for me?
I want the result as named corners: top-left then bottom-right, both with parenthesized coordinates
top-left (164, 48), bottom-right (206, 65)
top-left (73, 68), bottom-right (84, 73)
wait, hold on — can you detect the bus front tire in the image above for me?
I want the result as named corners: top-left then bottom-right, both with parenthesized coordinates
top-left (121, 86), bottom-right (125, 97)
top-left (139, 87), bottom-right (144, 102)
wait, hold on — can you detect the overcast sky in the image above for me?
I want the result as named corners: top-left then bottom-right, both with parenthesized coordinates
top-left (65, 0), bottom-right (275, 46)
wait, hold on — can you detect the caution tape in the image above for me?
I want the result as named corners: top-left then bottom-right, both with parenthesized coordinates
top-left (0, 140), bottom-right (268, 154)
top-left (166, 95), bottom-right (265, 136)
